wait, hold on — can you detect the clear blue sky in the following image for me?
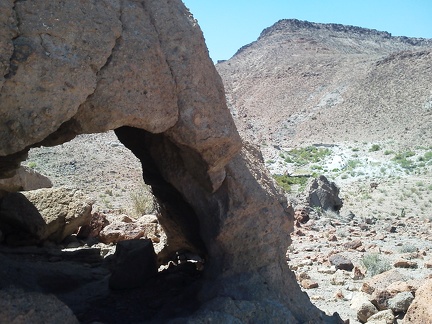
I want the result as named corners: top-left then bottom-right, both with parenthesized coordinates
top-left (182, 0), bottom-right (432, 62)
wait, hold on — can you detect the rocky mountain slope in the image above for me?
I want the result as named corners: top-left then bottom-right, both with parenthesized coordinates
top-left (216, 19), bottom-right (432, 323)
top-left (216, 19), bottom-right (432, 148)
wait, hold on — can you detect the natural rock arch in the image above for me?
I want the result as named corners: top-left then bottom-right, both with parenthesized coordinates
top-left (0, 0), bottom-right (343, 322)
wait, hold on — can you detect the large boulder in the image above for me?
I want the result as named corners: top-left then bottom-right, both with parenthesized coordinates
top-left (0, 166), bottom-right (52, 197)
top-left (0, 187), bottom-right (93, 243)
top-left (307, 175), bottom-right (343, 211)
top-left (405, 279), bottom-right (432, 323)
top-left (0, 0), bottom-right (342, 322)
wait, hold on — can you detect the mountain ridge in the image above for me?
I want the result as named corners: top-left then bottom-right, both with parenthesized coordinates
top-left (217, 19), bottom-right (432, 149)
top-left (234, 19), bottom-right (432, 57)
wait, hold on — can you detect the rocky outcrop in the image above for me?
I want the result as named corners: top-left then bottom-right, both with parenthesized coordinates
top-left (0, 0), bottom-right (341, 322)
top-left (0, 187), bottom-right (92, 244)
top-left (307, 175), bottom-right (343, 211)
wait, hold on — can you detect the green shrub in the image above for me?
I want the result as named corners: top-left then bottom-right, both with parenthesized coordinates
top-left (369, 144), bottom-right (381, 152)
top-left (273, 174), bottom-right (310, 193)
top-left (361, 253), bottom-right (391, 276)
top-left (27, 161), bottom-right (37, 169)
top-left (392, 152), bottom-right (416, 170)
top-left (282, 146), bottom-right (331, 166)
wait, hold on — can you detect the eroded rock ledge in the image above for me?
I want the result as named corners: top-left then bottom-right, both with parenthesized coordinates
top-left (0, 0), bottom-right (342, 322)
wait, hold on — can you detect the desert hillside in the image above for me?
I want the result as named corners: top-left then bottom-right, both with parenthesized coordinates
top-left (216, 19), bottom-right (432, 148)
top-left (215, 19), bottom-right (432, 322)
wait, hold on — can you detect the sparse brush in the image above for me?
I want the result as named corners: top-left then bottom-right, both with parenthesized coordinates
top-left (130, 184), bottom-right (155, 217)
top-left (398, 244), bottom-right (417, 253)
top-left (369, 144), bottom-right (381, 152)
top-left (361, 253), bottom-right (391, 276)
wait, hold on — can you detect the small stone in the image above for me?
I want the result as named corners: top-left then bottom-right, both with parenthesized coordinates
top-left (388, 291), bottom-right (414, 313)
top-left (366, 309), bottom-right (395, 324)
top-left (359, 223), bottom-right (369, 231)
top-left (318, 266), bottom-right (337, 274)
top-left (329, 253), bottom-right (354, 271)
top-left (385, 225), bottom-right (397, 233)
top-left (352, 266), bottom-right (365, 280)
top-left (343, 239), bottom-right (362, 250)
top-left (394, 259), bottom-right (418, 268)
top-left (297, 271), bottom-right (310, 281)
top-left (424, 260), bottom-right (432, 269)
top-left (301, 279), bottom-right (319, 289)
top-left (331, 270), bottom-right (347, 285)
top-left (328, 234), bottom-right (338, 242)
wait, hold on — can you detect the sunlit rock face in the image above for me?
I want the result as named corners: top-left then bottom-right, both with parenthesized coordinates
top-left (0, 0), bottom-right (342, 322)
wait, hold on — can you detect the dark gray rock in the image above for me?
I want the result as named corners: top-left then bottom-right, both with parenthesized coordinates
top-left (307, 175), bottom-right (343, 211)
top-left (109, 239), bottom-right (158, 290)
top-left (329, 253), bottom-right (354, 271)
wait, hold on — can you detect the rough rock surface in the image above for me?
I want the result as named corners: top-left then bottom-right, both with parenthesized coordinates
top-left (0, 1), bottom-right (340, 322)
top-left (404, 279), bottom-right (432, 323)
top-left (0, 187), bottom-right (92, 244)
top-left (0, 288), bottom-right (79, 324)
top-left (307, 175), bottom-right (343, 211)
top-left (0, 166), bottom-right (52, 196)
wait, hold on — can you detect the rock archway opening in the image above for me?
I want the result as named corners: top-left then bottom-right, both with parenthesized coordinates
top-left (0, 128), bottom-right (212, 322)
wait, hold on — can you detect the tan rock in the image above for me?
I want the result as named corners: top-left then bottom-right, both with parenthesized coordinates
top-left (366, 309), bottom-right (394, 324)
top-left (343, 239), bottom-right (362, 250)
top-left (99, 221), bottom-right (159, 244)
top-left (23, 187), bottom-right (93, 242)
top-left (350, 292), bottom-right (378, 322)
top-left (393, 259), bottom-right (418, 268)
top-left (405, 279), bottom-right (432, 323)
top-left (0, 166), bottom-right (52, 196)
top-left (0, 187), bottom-right (93, 243)
top-left (301, 279), bottom-right (319, 289)
top-left (361, 269), bottom-right (410, 294)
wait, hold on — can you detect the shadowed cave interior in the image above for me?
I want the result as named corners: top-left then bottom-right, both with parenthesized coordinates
top-left (0, 126), bottom-right (220, 322)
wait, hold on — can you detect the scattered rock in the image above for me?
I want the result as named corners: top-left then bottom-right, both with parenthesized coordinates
top-left (393, 259), bottom-right (418, 268)
top-left (294, 206), bottom-right (310, 225)
top-left (109, 239), bottom-right (158, 290)
top-left (361, 269), bottom-right (410, 294)
top-left (301, 279), bottom-right (319, 289)
top-left (384, 225), bottom-right (397, 233)
top-left (388, 291), bottom-right (414, 313)
top-left (331, 269), bottom-right (348, 285)
top-left (329, 253), bottom-right (354, 271)
top-left (76, 212), bottom-right (109, 239)
top-left (350, 292), bottom-right (378, 323)
top-left (99, 221), bottom-right (159, 244)
top-left (366, 309), bottom-right (395, 324)
top-left (405, 279), bottom-right (432, 323)
top-left (318, 266), bottom-right (337, 274)
top-left (352, 266), bottom-right (365, 280)
top-left (344, 239), bottom-right (362, 250)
